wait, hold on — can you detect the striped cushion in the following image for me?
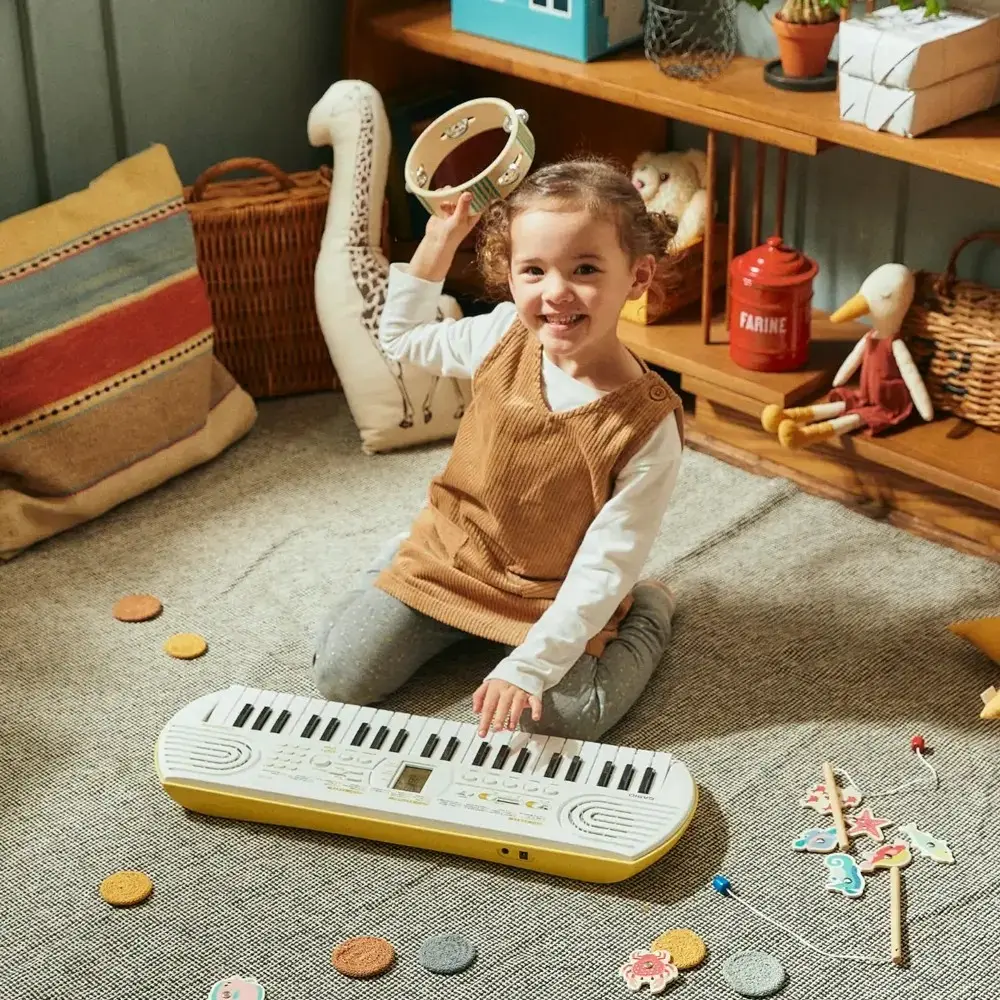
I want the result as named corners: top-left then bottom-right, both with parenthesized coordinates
top-left (0, 144), bottom-right (257, 559)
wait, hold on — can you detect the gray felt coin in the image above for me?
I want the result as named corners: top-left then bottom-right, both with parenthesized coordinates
top-left (721, 950), bottom-right (787, 997)
top-left (419, 932), bottom-right (477, 974)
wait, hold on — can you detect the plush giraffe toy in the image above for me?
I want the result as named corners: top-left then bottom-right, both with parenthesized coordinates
top-left (761, 263), bottom-right (934, 449)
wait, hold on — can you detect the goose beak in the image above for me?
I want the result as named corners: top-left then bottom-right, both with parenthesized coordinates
top-left (830, 291), bottom-right (870, 324)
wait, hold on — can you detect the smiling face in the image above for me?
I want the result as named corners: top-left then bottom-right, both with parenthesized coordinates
top-left (507, 204), bottom-right (654, 365)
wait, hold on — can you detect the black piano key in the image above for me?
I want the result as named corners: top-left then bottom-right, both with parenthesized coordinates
top-left (618, 764), bottom-right (636, 791)
top-left (233, 704), bottom-right (254, 727)
top-left (350, 722), bottom-right (371, 746)
top-left (492, 745), bottom-right (510, 769)
top-left (544, 753), bottom-right (562, 779)
top-left (512, 748), bottom-right (530, 773)
top-left (251, 706), bottom-right (273, 731)
top-left (271, 709), bottom-right (291, 734)
top-left (565, 756), bottom-right (582, 781)
top-left (301, 714), bottom-right (321, 738)
top-left (319, 718), bottom-right (340, 742)
top-left (370, 725), bottom-right (390, 750)
top-left (597, 761), bottom-right (614, 787)
top-left (473, 741), bottom-right (491, 766)
top-left (389, 730), bottom-right (409, 753)
top-left (638, 767), bottom-right (656, 795)
top-left (421, 734), bottom-right (440, 758)
top-left (442, 736), bottom-right (460, 761)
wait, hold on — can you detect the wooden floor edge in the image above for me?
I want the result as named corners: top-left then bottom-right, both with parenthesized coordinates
top-left (684, 424), bottom-right (1000, 566)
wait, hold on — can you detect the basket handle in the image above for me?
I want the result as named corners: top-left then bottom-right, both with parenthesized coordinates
top-left (189, 157), bottom-right (295, 201)
top-left (939, 230), bottom-right (1000, 293)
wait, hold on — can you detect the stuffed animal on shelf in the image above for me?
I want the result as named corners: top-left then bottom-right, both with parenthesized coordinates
top-left (761, 263), bottom-right (935, 449)
top-left (630, 149), bottom-right (710, 253)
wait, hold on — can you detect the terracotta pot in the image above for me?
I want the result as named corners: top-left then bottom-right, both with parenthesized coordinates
top-left (772, 14), bottom-right (839, 78)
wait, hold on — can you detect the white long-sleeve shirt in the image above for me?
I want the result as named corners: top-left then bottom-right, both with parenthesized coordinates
top-left (377, 263), bottom-right (683, 698)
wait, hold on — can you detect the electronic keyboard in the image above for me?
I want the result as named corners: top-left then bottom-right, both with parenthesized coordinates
top-left (156, 685), bottom-right (698, 883)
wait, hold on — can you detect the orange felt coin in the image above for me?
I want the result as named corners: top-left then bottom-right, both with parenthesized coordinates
top-left (99, 870), bottom-right (153, 906)
top-left (112, 594), bottom-right (163, 622)
top-left (332, 936), bottom-right (395, 978)
top-left (163, 633), bottom-right (208, 659)
top-left (650, 929), bottom-right (706, 970)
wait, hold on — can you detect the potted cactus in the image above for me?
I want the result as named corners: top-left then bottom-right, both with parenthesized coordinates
top-left (739, 0), bottom-right (946, 80)
top-left (771, 0), bottom-right (849, 78)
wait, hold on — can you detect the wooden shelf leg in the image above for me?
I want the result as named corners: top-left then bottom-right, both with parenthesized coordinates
top-left (726, 135), bottom-right (742, 328)
top-left (775, 147), bottom-right (788, 240)
top-left (702, 129), bottom-right (718, 345)
top-left (752, 142), bottom-right (766, 248)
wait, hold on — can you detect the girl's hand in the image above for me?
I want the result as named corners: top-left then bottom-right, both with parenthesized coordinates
top-left (425, 191), bottom-right (481, 249)
top-left (407, 191), bottom-right (481, 283)
top-left (472, 678), bottom-right (542, 737)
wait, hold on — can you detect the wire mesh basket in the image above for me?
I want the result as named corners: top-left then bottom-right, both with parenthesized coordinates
top-left (644, 0), bottom-right (738, 82)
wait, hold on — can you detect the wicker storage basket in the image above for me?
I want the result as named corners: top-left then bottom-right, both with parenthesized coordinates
top-left (184, 157), bottom-right (337, 398)
top-left (620, 221), bottom-right (729, 325)
top-left (902, 230), bottom-right (1000, 431)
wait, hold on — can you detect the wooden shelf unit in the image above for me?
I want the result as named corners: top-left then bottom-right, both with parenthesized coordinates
top-left (372, 2), bottom-right (1000, 187)
top-left (353, 1), bottom-right (1000, 561)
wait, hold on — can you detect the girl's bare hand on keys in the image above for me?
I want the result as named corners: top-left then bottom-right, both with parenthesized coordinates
top-left (472, 678), bottom-right (542, 738)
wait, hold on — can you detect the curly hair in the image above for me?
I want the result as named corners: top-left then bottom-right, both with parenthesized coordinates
top-left (475, 155), bottom-right (677, 300)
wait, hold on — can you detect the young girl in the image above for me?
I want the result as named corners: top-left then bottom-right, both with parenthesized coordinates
top-left (313, 157), bottom-right (684, 743)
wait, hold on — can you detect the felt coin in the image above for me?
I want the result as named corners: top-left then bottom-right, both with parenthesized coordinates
top-left (650, 928), bottom-right (706, 970)
top-left (419, 932), bottom-right (477, 974)
top-left (99, 870), bottom-right (153, 907)
top-left (112, 594), bottom-right (162, 622)
top-left (164, 632), bottom-right (208, 659)
top-left (332, 936), bottom-right (395, 978)
top-left (722, 950), bottom-right (786, 997)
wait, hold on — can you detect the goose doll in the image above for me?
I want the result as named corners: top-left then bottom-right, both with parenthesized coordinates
top-left (761, 263), bottom-right (934, 449)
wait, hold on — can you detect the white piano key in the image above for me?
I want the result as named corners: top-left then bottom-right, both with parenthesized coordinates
top-left (558, 738), bottom-right (584, 781)
top-left (207, 685), bottom-right (249, 725)
top-left (612, 745), bottom-right (639, 790)
top-left (536, 736), bottom-right (567, 778)
top-left (386, 710), bottom-right (415, 752)
top-left (589, 742), bottom-right (620, 788)
top-left (247, 689), bottom-right (284, 731)
top-left (626, 748), bottom-right (655, 793)
top-left (346, 706), bottom-right (379, 746)
top-left (318, 700), bottom-right (357, 743)
top-left (569, 740), bottom-right (604, 784)
top-left (514, 732), bottom-right (550, 775)
top-left (280, 694), bottom-right (315, 735)
top-left (644, 751), bottom-right (675, 795)
top-left (264, 692), bottom-right (295, 733)
top-left (225, 687), bottom-right (262, 726)
top-left (295, 697), bottom-right (334, 738)
top-left (460, 727), bottom-right (495, 766)
top-left (436, 720), bottom-right (469, 761)
top-left (409, 715), bottom-right (440, 757)
top-left (485, 729), bottom-right (515, 769)
top-left (363, 708), bottom-right (396, 749)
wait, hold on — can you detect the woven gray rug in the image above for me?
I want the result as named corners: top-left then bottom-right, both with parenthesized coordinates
top-left (2, 393), bottom-right (999, 1000)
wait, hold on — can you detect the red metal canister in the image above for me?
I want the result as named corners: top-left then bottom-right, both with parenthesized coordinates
top-left (728, 236), bottom-right (819, 372)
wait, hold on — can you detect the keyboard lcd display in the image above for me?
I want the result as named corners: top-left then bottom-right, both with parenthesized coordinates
top-left (392, 764), bottom-right (433, 793)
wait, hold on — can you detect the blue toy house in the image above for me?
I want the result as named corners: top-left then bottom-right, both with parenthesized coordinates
top-left (451, 0), bottom-right (645, 63)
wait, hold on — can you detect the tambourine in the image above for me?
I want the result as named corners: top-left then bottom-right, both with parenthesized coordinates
top-left (404, 97), bottom-right (535, 218)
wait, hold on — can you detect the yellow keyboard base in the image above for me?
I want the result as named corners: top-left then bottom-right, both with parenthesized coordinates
top-left (164, 781), bottom-right (698, 884)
